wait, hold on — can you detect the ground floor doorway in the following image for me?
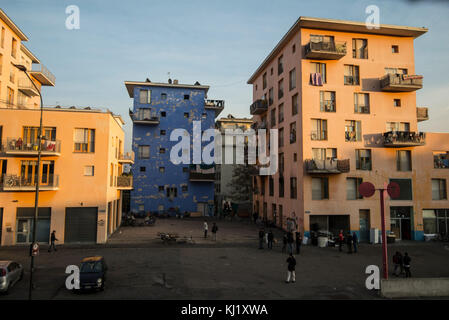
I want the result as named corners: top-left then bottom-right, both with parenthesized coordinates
top-left (359, 209), bottom-right (371, 242)
top-left (16, 207), bottom-right (51, 244)
top-left (390, 206), bottom-right (413, 240)
top-left (309, 214), bottom-right (350, 237)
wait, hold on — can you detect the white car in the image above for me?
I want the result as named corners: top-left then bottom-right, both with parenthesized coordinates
top-left (0, 261), bottom-right (24, 294)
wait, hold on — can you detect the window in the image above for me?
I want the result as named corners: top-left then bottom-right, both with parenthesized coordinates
top-left (1, 27), bottom-right (4, 48)
top-left (432, 179), bottom-right (447, 200)
top-left (293, 153), bottom-right (297, 162)
top-left (160, 130), bottom-right (166, 136)
top-left (394, 99), bottom-right (401, 107)
top-left (136, 108), bottom-right (152, 120)
top-left (345, 120), bottom-right (362, 142)
top-left (311, 119), bottom-right (327, 141)
top-left (269, 177), bottom-right (274, 196)
top-left (263, 72), bottom-right (267, 89)
top-left (184, 112), bottom-right (189, 118)
top-left (279, 177), bottom-right (284, 198)
top-left (423, 209), bottom-right (449, 235)
top-left (352, 39), bottom-right (368, 59)
top-left (397, 150), bottom-right (412, 171)
top-left (183, 167), bottom-right (188, 173)
top-left (161, 111), bottom-right (166, 117)
top-left (140, 166), bottom-right (146, 172)
top-left (268, 88), bottom-right (274, 106)
top-left (278, 104), bottom-right (284, 123)
top-left (84, 166), bottom-right (94, 176)
top-left (354, 93), bottom-right (370, 113)
top-left (392, 45), bottom-right (399, 53)
top-left (387, 122), bottom-right (410, 132)
top-left (10, 65), bottom-right (15, 83)
top-left (278, 79), bottom-right (284, 99)
top-left (347, 178), bottom-right (363, 200)
top-left (184, 94), bottom-right (190, 100)
top-left (270, 108), bottom-right (276, 127)
top-left (138, 145), bottom-right (150, 159)
top-left (270, 68), bottom-right (273, 75)
top-left (344, 65), bottom-right (360, 85)
top-left (182, 185), bottom-right (188, 192)
top-left (292, 44), bottom-right (296, 53)
top-left (158, 186), bottom-right (164, 192)
top-left (312, 177), bottom-right (329, 200)
top-left (292, 94), bottom-right (298, 115)
top-left (289, 68), bottom-right (296, 91)
top-left (356, 149), bottom-right (372, 170)
top-left (310, 62), bottom-right (326, 84)
top-left (139, 89), bottom-right (151, 104)
top-left (7, 87), bottom-right (14, 105)
top-left (320, 91), bottom-right (336, 112)
top-left (290, 122), bottom-right (296, 143)
top-left (385, 67), bottom-right (407, 75)
top-left (390, 179), bottom-right (412, 200)
top-left (312, 148), bottom-right (337, 160)
top-left (160, 148), bottom-right (166, 154)
top-left (279, 152), bottom-right (285, 173)
top-left (290, 177), bottom-right (297, 199)
top-left (159, 167), bottom-right (165, 173)
top-left (0, 54), bottom-right (2, 75)
top-left (434, 151), bottom-right (449, 169)
top-left (161, 93), bottom-right (167, 100)
top-left (11, 38), bottom-right (17, 58)
top-left (279, 128), bottom-right (284, 147)
top-left (278, 55), bottom-right (284, 75)
top-left (166, 187), bottom-right (177, 198)
top-left (74, 129), bottom-right (95, 152)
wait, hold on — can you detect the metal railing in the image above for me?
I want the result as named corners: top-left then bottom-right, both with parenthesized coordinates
top-left (4, 138), bottom-right (61, 154)
top-left (305, 40), bottom-right (347, 55)
top-left (205, 99), bottom-right (225, 108)
top-left (130, 110), bottom-right (160, 122)
top-left (344, 75), bottom-right (360, 85)
top-left (119, 152), bottom-right (135, 162)
top-left (18, 76), bottom-right (39, 93)
top-left (31, 63), bottom-right (56, 85)
top-left (116, 175), bottom-right (133, 188)
top-left (1, 174), bottom-right (59, 190)
top-left (250, 99), bottom-right (268, 115)
top-left (305, 159), bottom-right (350, 173)
top-left (380, 74), bottom-right (423, 89)
top-left (383, 131), bottom-right (426, 145)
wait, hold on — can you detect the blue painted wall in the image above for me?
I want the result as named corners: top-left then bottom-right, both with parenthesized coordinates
top-left (130, 85), bottom-right (215, 214)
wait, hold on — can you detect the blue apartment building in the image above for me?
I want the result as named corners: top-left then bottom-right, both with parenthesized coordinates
top-left (125, 79), bottom-right (224, 216)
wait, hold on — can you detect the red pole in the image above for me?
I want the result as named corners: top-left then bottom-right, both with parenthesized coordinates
top-left (379, 189), bottom-right (388, 279)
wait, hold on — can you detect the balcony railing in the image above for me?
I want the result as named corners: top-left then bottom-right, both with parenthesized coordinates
top-left (250, 99), bottom-right (268, 115)
top-left (116, 175), bottom-right (133, 190)
top-left (29, 63), bottom-right (56, 86)
top-left (189, 164), bottom-right (215, 181)
top-left (1, 174), bottom-right (59, 191)
top-left (380, 74), bottom-right (423, 92)
top-left (320, 100), bottom-right (336, 112)
top-left (18, 77), bottom-right (39, 97)
top-left (344, 75), bottom-right (360, 85)
top-left (311, 130), bottom-right (327, 141)
top-left (305, 159), bottom-right (350, 174)
top-left (383, 131), bottom-right (426, 147)
top-left (4, 138), bottom-right (61, 156)
top-left (129, 109), bottom-right (160, 125)
top-left (304, 40), bottom-right (347, 60)
top-left (205, 99), bottom-right (225, 117)
top-left (118, 152), bottom-right (135, 164)
top-left (417, 107), bottom-right (429, 122)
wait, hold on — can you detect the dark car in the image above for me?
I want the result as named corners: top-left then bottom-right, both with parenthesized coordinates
top-left (79, 256), bottom-right (107, 291)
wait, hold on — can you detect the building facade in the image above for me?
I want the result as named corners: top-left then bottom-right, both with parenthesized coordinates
top-left (248, 17), bottom-right (449, 241)
top-left (125, 79), bottom-right (223, 216)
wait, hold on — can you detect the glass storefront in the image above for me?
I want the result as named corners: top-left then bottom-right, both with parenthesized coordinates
top-left (390, 206), bottom-right (412, 240)
top-left (423, 209), bottom-right (449, 235)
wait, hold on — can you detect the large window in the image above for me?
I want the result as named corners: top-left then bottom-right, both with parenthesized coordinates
top-left (278, 103), bottom-right (284, 123)
top-left (354, 93), bottom-right (370, 114)
top-left (311, 119), bottom-right (327, 141)
top-left (278, 55), bottom-right (284, 75)
top-left (389, 179), bottom-right (413, 200)
top-left (279, 177), bottom-right (284, 198)
top-left (139, 89), bottom-right (151, 104)
top-left (396, 150), bottom-right (412, 171)
top-left (433, 151), bottom-right (449, 169)
top-left (263, 72), bottom-right (267, 89)
top-left (352, 39), bottom-right (368, 59)
top-left (344, 65), bottom-right (360, 85)
top-left (312, 148), bottom-right (336, 160)
top-left (345, 120), bottom-right (362, 142)
top-left (74, 128), bottom-right (95, 153)
top-left (289, 68), bottom-right (296, 90)
top-left (356, 149), bottom-right (372, 170)
top-left (312, 177), bottom-right (329, 200)
top-left (138, 145), bottom-right (150, 159)
top-left (290, 177), bottom-right (297, 199)
top-left (292, 94), bottom-right (298, 115)
top-left (279, 127), bottom-right (284, 147)
top-left (310, 62), bottom-right (326, 84)
top-left (269, 177), bottom-right (274, 196)
top-left (290, 122), bottom-right (296, 144)
top-left (347, 178), bottom-right (363, 200)
top-left (278, 79), bottom-right (284, 99)
top-left (432, 179), bottom-right (447, 200)
top-left (423, 209), bottom-right (449, 235)
top-left (268, 88), bottom-right (274, 106)
top-left (320, 91), bottom-right (336, 112)
top-left (270, 108), bottom-right (276, 127)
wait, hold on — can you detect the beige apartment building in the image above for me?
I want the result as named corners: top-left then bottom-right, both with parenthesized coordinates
top-left (248, 17), bottom-right (449, 242)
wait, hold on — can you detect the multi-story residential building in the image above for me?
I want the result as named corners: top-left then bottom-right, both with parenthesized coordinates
top-left (125, 79), bottom-right (223, 216)
top-left (248, 17), bottom-right (449, 242)
top-left (215, 115), bottom-right (253, 215)
top-left (0, 9), bottom-right (131, 245)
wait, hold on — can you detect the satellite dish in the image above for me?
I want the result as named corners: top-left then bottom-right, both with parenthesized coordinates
top-left (387, 182), bottom-right (400, 199)
top-left (359, 182), bottom-right (375, 198)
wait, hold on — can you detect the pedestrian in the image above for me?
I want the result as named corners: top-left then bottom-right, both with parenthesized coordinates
top-left (295, 231), bottom-right (302, 255)
top-left (346, 231), bottom-right (353, 254)
top-left (338, 230), bottom-right (344, 252)
top-left (403, 252), bottom-right (412, 278)
top-left (203, 220), bottom-right (208, 238)
top-left (267, 230), bottom-right (274, 249)
top-left (282, 233), bottom-right (287, 253)
top-left (392, 251), bottom-right (403, 277)
top-left (352, 231), bottom-right (358, 253)
top-left (287, 231), bottom-right (294, 254)
top-left (285, 253), bottom-right (296, 284)
top-left (253, 211), bottom-right (259, 224)
top-left (259, 228), bottom-right (265, 249)
top-left (48, 230), bottom-right (58, 252)
top-left (212, 222), bottom-right (218, 241)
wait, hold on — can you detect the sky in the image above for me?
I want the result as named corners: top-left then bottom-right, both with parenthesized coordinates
top-left (2, 0), bottom-right (449, 151)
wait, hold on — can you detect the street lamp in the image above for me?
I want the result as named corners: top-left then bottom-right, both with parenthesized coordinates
top-left (14, 64), bottom-right (43, 300)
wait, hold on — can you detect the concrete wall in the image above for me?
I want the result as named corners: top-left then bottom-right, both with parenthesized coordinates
top-left (381, 278), bottom-right (449, 298)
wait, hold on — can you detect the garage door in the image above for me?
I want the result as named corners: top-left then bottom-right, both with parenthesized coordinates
top-left (65, 207), bottom-right (98, 243)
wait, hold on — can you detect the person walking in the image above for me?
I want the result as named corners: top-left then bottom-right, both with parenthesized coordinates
top-left (48, 230), bottom-right (58, 252)
top-left (258, 228), bottom-right (265, 249)
top-left (346, 231), bottom-right (353, 254)
top-left (253, 211), bottom-right (259, 224)
top-left (295, 231), bottom-right (302, 255)
top-left (338, 230), bottom-right (344, 252)
top-left (403, 252), bottom-right (412, 278)
top-left (267, 230), bottom-right (274, 249)
top-left (211, 222), bottom-right (218, 241)
top-left (203, 220), bottom-right (208, 239)
top-left (282, 233), bottom-right (287, 253)
top-left (352, 231), bottom-right (358, 253)
top-left (287, 231), bottom-right (294, 254)
top-left (392, 251), bottom-right (403, 277)
top-left (285, 253), bottom-right (296, 284)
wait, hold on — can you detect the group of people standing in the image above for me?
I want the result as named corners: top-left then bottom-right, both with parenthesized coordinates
top-left (392, 251), bottom-right (412, 278)
top-left (203, 220), bottom-right (219, 241)
top-left (338, 230), bottom-right (359, 254)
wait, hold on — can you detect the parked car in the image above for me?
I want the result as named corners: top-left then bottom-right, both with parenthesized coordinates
top-left (78, 256), bottom-right (107, 291)
top-left (0, 261), bottom-right (24, 294)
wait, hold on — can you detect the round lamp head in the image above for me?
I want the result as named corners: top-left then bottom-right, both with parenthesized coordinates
top-left (387, 182), bottom-right (400, 199)
top-left (359, 182), bottom-right (375, 198)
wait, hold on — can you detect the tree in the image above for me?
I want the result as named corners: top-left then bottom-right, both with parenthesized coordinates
top-left (227, 165), bottom-right (256, 203)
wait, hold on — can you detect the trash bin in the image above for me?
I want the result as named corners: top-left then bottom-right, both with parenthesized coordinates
top-left (318, 236), bottom-right (328, 248)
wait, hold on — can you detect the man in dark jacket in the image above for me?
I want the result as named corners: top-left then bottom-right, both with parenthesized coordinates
top-left (212, 223), bottom-right (218, 241)
top-left (346, 232), bottom-right (353, 254)
top-left (259, 228), bottom-right (265, 249)
top-left (282, 233), bottom-right (287, 253)
top-left (295, 232), bottom-right (302, 254)
top-left (287, 232), bottom-right (294, 254)
top-left (352, 232), bottom-right (358, 253)
top-left (338, 230), bottom-right (344, 252)
top-left (403, 252), bottom-right (412, 278)
top-left (48, 230), bottom-right (58, 252)
top-left (267, 230), bottom-right (274, 249)
top-left (285, 253), bottom-right (296, 283)
top-left (393, 251), bottom-right (403, 276)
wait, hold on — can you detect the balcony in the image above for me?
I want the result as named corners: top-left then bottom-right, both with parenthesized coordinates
top-left (1, 174), bottom-right (59, 191)
top-left (250, 99), bottom-right (268, 115)
top-left (18, 77), bottom-right (39, 97)
top-left (118, 152), bottom-right (134, 164)
top-left (205, 99), bottom-right (224, 117)
top-left (189, 164), bottom-right (215, 182)
top-left (383, 131), bottom-right (426, 147)
top-left (4, 138), bottom-right (61, 156)
top-left (116, 175), bottom-right (133, 190)
top-left (304, 40), bottom-right (347, 60)
top-left (380, 74), bottom-right (423, 92)
top-left (417, 107), bottom-right (429, 122)
top-left (29, 64), bottom-right (56, 86)
top-left (305, 159), bottom-right (350, 174)
top-left (129, 109), bottom-right (160, 125)
top-left (251, 121), bottom-right (267, 130)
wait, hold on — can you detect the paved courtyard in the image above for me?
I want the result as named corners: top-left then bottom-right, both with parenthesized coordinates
top-left (1, 218), bottom-right (449, 300)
